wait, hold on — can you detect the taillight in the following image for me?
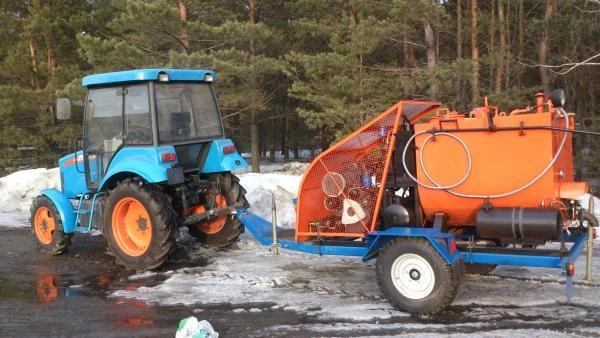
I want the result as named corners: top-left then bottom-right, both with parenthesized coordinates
top-left (223, 145), bottom-right (236, 154)
top-left (566, 262), bottom-right (575, 277)
top-left (161, 153), bottom-right (177, 162)
top-left (449, 238), bottom-right (457, 254)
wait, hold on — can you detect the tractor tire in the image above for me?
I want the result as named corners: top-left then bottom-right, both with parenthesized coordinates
top-left (376, 237), bottom-right (460, 316)
top-left (31, 195), bottom-right (72, 255)
top-left (188, 173), bottom-right (248, 247)
top-left (464, 263), bottom-right (496, 275)
top-left (104, 180), bottom-right (176, 271)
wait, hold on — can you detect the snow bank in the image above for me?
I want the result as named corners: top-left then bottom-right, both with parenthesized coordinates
top-left (0, 168), bottom-right (60, 227)
top-left (0, 165), bottom-right (303, 228)
top-left (0, 168), bottom-right (60, 212)
top-left (239, 173), bottom-right (302, 228)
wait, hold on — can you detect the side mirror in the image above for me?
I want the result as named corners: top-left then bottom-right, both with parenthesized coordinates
top-left (549, 89), bottom-right (566, 108)
top-left (56, 98), bottom-right (72, 120)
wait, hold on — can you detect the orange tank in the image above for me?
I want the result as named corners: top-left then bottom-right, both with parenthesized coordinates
top-left (413, 96), bottom-right (586, 226)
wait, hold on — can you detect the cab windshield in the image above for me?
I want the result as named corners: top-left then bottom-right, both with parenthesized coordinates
top-left (155, 82), bottom-right (223, 143)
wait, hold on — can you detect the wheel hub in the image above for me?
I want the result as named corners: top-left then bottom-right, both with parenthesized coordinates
top-left (409, 268), bottom-right (421, 281)
top-left (391, 253), bottom-right (435, 300)
top-left (137, 217), bottom-right (148, 231)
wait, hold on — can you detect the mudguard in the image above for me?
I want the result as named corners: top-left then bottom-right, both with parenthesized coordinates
top-left (98, 146), bottom-right (175, 191)
top-left (41, 189), bottom-right (76, 233)
top-left (201, 139), bottom-right (248, 173)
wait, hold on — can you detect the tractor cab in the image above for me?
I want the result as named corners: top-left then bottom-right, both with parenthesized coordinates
top-left (76, 69), bottom-right (242, 190)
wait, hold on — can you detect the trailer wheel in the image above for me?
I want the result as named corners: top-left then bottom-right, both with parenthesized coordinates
top-left (31, 195), bottom-right (72, 255)
top-left (376, 237), bottom-right (459, 316)
top-left (464, 263), bottom-right (496, 275)
top-left (188, 173), bottom-right (248, 246)
top-left (104, 180), bottom-right (175, 271)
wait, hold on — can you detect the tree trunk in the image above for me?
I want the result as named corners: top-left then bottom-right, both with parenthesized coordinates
top-left (457, 0), bottom-right (463, 59)
top-left (471, 0), bottom-right (480, 105)
top-left (28, 39), bottom-right (39, 89)
top-left (283, 113), bottom-right (290, 162)
top-left (178, 0), bottom-right (190, 55)
top-left (456, 0), bottom-right (463, 106)
top-left (44, 34), bottom-right (55, 81)
top-left (539, 0), bottom-right (555, 93)
top-left (251, 111), bottom-right (260, 172)
top-left (495, 0), bottom-right (506, 93)
top-left (248, 0), bottom-right (260, 172)
top-left (424, 17), bottom-right (437, 99)
top-left (517, 0), bottom-right (524, 86)
top-left (488, 0), bottom-right (495, 88)
top-left (270, 117), bottom-right (276, 162)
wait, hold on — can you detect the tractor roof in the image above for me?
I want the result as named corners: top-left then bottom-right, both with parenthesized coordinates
top-left (81, 68), bottom-right (216, 87)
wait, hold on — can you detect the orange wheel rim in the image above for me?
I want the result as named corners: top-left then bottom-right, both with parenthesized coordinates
top-left (197, 194), bottom-right (227, 235)
top-left (112, 197), bottom-right (153, 257)
top-left (34, 207), bottom-right (56, 245)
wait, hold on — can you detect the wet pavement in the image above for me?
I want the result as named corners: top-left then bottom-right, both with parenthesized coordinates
top-left (0, 227), bottom-right (313, 338)
top-left (2, 226), bottom-right (600, 337)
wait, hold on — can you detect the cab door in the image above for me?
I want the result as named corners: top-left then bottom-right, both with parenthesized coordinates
top-left (83, 87), bottom-right (124, 190)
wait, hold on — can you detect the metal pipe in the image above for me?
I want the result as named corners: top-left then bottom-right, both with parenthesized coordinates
top-left (272, 192), bottom-right (279, 255)
top-left (586, 194), bottom-right (594, 281)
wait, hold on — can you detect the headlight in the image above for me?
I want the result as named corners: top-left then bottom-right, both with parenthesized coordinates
top-left (204, 74), bottom-right (214, 82)
top-left (158, 73), bottom-right (169, 82)
top-left (550, 89), bottom-right (566, 107)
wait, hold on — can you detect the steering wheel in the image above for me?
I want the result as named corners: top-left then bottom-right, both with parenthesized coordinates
top-left (126, 125), bottom-right (152, 143)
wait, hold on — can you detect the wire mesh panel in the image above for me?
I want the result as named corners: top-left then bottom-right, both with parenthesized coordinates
top-left (295, 105), bottom-right (402, 241)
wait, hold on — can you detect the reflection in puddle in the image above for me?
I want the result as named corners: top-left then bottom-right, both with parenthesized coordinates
top-left (36, 275), bottom-right (58, 304)
top-left (34, 273), bottom-right (155, 328)
top-left (118, 317), bottom-right (155, 327)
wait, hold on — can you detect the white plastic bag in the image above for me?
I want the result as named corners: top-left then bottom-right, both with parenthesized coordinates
top-left (175, 316), bottom-right (219, 338)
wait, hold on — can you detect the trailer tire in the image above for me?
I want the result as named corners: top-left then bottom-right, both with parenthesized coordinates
top-left (31, 195), bottom-right (72, 255)
top-left (376, 237), bottom-right (459, 316)
top-left (188, 173), bottom-right (248, 247)
top-left (104, 180), bottom-right (175, 271)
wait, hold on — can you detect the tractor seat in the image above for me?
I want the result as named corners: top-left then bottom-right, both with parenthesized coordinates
top-left (169, 112), bottom-right (191, 137)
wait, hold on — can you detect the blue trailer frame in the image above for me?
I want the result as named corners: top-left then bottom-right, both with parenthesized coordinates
top-left (238, 208), bottom-right (588, 301)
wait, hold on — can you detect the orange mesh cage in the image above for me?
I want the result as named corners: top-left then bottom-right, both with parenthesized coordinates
top-left (295, 101), bottom-right (441, 241)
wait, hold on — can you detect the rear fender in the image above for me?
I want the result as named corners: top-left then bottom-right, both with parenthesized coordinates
top-left (363, 227), bottom-right (462, 265)
top-left (98, 146), bottom-right (174, 191)
top-left (201, 139), bottom-right (248, 173)
top-left (41, 189), bottom-right (76, 233)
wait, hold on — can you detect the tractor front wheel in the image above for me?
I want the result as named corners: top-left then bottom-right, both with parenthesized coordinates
top-left (188, 173), bottom-right (248, 247)
top-left (104, 180), bottom-right (175, 271)
top-left (31, 195), bottom-right (71, 255)
top-left (376, 238), bottom-right (461, 316)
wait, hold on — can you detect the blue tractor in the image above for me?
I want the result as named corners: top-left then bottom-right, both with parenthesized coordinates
top-left (30, 69), bottom-right (248, 270)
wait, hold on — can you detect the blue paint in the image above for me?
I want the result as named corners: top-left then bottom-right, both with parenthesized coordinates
top-left (41, 189), bottom-right (76, 233)
top-left (460, 232), bottom-right (587, 269)
top-left (365, 228), bottom-right (462, 264)
top-left (201, 139), bottom-right (248, 173)
top-left (82, 69), bottom-right (216, 87)
top-left (59, 151), bottom-right (89, 198)
top-left (98, 146), bottom-right (176, 190)
top-left (238, 210), bottom-right (367, 257)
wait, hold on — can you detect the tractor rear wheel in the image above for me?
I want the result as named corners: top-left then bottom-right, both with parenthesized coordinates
top-left (104, 180), bottom-right (176, 271)
top-left (376, 237), bottom-right (461, 316)
top-left (31, 195), bottom-right (71, 255)
top-left (188, 173), bottom-right (248, 247)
